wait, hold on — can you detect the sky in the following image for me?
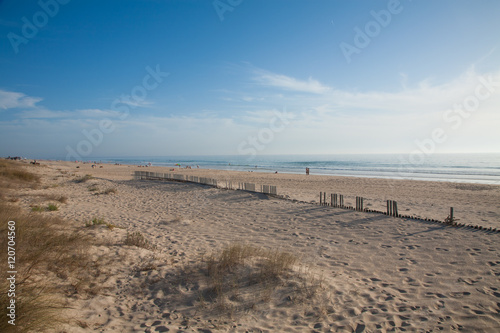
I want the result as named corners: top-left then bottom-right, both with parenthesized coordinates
top-left (0, 0), bottom-right (499, 160)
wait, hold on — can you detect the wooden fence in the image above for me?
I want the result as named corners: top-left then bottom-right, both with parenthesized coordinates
top-left (317, 191), bottom-right (499, 233)
top-left (134, 171), bottom-right (277, 196)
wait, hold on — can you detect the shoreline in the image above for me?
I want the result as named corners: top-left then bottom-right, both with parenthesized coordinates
top-left (30, 152), bottom-right (500, 185)
top-left (39, 157), bottom-right (500, 185)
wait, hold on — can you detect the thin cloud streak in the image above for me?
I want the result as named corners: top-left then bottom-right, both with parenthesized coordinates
top-left (0, 90), bottom-right (42, 109)
top-left (252, 69), bottom-right (331, 94)
top-left (18, 108), bottom-right (122, 119)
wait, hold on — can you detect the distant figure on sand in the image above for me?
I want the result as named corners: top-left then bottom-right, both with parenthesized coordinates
top-left (306, 167), bottom-right (310, 175)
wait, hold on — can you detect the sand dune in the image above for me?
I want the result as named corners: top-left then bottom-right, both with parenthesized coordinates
top-left (17, 161), bottom-right (500, 332)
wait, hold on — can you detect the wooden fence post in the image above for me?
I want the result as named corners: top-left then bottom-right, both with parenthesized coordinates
top-left (320, 192), bottom-right (322, 205)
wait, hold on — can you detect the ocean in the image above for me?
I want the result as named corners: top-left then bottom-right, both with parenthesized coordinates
top-left (96, 153), bottom-right (500, 185)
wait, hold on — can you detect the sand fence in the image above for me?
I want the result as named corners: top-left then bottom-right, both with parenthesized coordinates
top-left (318, 191), bottom-right (499, 233)
top-left (134, 171), bottom-right (278, 195)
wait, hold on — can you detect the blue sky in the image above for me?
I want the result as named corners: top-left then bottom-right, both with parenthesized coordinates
top-left (1, 0), bottom-right (499, 160)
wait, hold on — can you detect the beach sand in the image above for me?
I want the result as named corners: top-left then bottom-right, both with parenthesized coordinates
top-left (13, 161), bottom-right (500, 332)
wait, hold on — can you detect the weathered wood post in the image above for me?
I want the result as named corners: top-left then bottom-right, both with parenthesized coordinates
top-left (324, 192), bottom-right (327, 206)
top-left (320, 192), bottom-right (322, 205)
top-left (450, 207), bottom-right (454, 221)
top-left (331, 194), bottom-right (333, 207)
top-left (388, 200), bottom-right (396, 216)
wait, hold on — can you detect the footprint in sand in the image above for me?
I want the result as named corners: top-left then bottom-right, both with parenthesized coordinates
top-left (435, 247), bottom-right (449, 252)
top-left (449, 291), bottom-right (471, 298)
top-left (476, 286), bottom-right (500, 298)
top-left (333, 261), bottom-right (349, 266)
top-left (402, 245), bottom-right (421, 250)
top-left (353, 323), bottom-right (366, 333)
top-left (457, 277), bottom-right (482, 285)
top-left (433, 300), bottom-right (446, 309)
top-left (466, 248), bottom-right (482, 256)
top-left (399, 257), bottom-right (418, 265)
top-left (425, 292), bottom-right (447, 299)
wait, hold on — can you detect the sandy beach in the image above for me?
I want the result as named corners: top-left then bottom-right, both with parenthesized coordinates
top-left (6, 160), bottom-right (500, 332)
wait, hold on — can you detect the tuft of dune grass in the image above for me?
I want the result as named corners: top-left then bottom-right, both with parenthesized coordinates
top-left (0, 203), bottom-right (90, 332)
top-left (30, 203), bottom-right (59, 212)
top-left (197, 243), bottom-right (325, 316)
top-left (206, 244), bottom-right (297, 287)
top-left (0, 159), bottom-right (94, 332)
top-left (0, 160), bottom-right (40, 189)
top-left (75, 174), bottom-right (93, 183)
top-left (102, 187), bottom-right (117, 195)
top-left (44, 194), bottom-right (67, 204)
top-left (84, 217), bottom-right (120, 230)
top-left (125, 231), bottom-right (155, 250)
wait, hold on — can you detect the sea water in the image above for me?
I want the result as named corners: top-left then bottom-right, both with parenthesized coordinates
top-left (100, 153), bottom-right (500, 185)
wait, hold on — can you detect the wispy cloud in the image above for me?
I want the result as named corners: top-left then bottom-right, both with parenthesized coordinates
top-left (18, 108), bottom-right (122, 119)
top-left (0, 89), bottom-right (42, 109)
top-left (252, 69), bottom-right (331, 94)
top-left (246, 66), bottom-right (500, 116)
top-left (117, 99), bottom-right (155, 108)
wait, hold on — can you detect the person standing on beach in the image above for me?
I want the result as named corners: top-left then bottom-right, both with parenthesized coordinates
top-left (306, 167), bottom-right (310, 175)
